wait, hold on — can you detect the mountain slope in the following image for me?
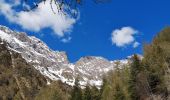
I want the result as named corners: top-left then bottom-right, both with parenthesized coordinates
top-left (0, 25), bottom-right (131, 87)
top-left (0, 39), bottom-right (47, 100)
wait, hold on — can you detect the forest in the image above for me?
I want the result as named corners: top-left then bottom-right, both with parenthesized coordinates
top-left (35, 27), bottom-right (170, 100)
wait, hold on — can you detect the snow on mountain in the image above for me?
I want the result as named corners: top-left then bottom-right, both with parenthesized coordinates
top-left (0, 25), bottom-right (74, 85)
top-left (0, 25), bottom-right (131, 87)
top-left (74, 56), bottom-right (113, 87)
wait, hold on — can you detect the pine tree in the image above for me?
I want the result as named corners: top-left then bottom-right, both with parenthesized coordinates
top-left (83, 85), bottom-right (92, 100)
top-left (91, 86), bottom-right (101, 100)
top-left (113, 84), bottom-right (125, 100)
top-left (143, 32), bottom-right (170, 98)
top-left (128, 54), bottom-right (141, 100)
top-left (100, 76), bottom-right (111, 100)
top-left (71, 78), bottom-right (82, 100)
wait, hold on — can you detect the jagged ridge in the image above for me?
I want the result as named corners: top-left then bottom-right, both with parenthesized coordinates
top-left (0, 38), bottom-right (47, 99)
top-left (0, 25), bottom-right (132, 87)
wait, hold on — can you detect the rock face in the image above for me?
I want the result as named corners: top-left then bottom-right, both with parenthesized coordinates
top-left (0, 25), bottom-right (131, 87)
top-left (0, 39), bottom-right (47, 100)
top-left (74, 56), bottom-right (113, 86)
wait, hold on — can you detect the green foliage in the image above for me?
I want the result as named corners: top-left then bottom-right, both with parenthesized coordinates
top-left (1, 27), bottom-right (170, 99)
top-left (91, 86), bottom-right (101, 100)
top-left (113, 84), bottom-right (125, 100)
top-left (142, 27), bottom-right (170, 99)
top-left (83, 86), bottom-right (92, 100)
top-left (101, 63), bottom-right (130, 100)
top-left (0, 43), bottom-right (47, 100)
top-left (35, 81), bottom-right (70, 100)
top-left (71, 78), bottom-right (82, 100)
top-left (128, 54), bottom-right (141, 100)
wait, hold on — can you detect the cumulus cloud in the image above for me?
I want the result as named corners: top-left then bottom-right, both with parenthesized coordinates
top-left (0, 0), bottom-right (76, 37)
top-left (61, 37), bottom-right (72, 43)
top-left (133, 42), bottom-right (140, 48)
top-left (111, 27), bottom-right (140, 48)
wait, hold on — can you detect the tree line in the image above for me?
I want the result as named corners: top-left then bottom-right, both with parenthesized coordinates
top-left (35, 27), bottom-right (170, 100)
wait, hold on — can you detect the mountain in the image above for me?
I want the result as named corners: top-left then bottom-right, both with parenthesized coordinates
top-left (0, 25), bottom-right (133, 88)
top-left (0, 37), bottom-right (47, 99)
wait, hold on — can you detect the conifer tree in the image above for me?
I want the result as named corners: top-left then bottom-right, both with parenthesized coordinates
top-left (143, 28), bottom-right (170, 98)
top-left (83, 85), bottom-right (92, 100)
top-left (113, 84), bottom-right (125, 100)
top-left (128, 54), bottom-right (141, 100)
top-left (71, 78), bottom-right (82, 100)
top-left (91, 86), bottom-right (101, 100)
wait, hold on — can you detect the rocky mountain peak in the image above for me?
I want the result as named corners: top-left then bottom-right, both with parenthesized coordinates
top-left (0, 25), bottom-right (132, 87)
top-left (0, 39), bottom-right (47, 99)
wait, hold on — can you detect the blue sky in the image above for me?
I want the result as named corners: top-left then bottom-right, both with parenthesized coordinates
top-left (0, 0), bottom-right (170, 62)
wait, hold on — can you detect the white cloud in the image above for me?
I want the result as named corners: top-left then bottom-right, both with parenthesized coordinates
top-left (61, 37), bottom-right (72, 43)
top-left (133, 42), bottom-right (140, 48)
top-left (0, 0), bottom-right (76, 37)
top-left (111, 27), bottom-right (140, 48)
top-left (13, 0), bottom-right (21, 6)
top-left (22, 2), bottom-right (31, 10)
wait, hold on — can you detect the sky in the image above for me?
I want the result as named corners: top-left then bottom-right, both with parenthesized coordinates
top-left (0, 0), bottom-right (170, 62)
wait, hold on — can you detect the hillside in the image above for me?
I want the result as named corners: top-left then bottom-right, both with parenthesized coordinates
top-left (0, 25), bottom-right (169, 100)
top-left (0, 39), bottom-right (47, 99)
top-left (0, 25), bottom-right (131, 88)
